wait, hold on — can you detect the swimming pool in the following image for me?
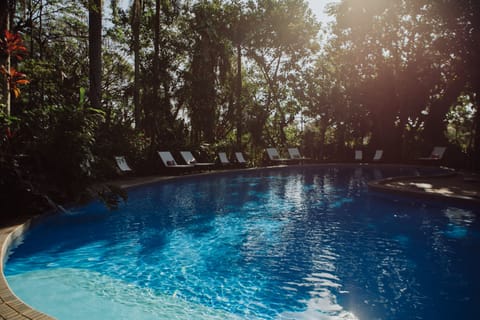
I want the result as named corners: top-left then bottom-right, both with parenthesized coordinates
top-left (5, 165), bottom-right (480, 319)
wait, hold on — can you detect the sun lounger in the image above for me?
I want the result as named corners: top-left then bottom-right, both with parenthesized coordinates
top-left (287, 147), bottom-right (310, 163)
top-left (418, 146), bottom-right (446, 161)
top-left (218, 152), bottom-right (231, 166)
top-left (373, 150), bottom-right (383, 162)
top-left (355, 150), bottom-right (363, 161)
top-left (235, 152), bottom-right (247, 166)
top-left (266, 148), bottom-right (292, 164)
top-left (158, 151), bottom-right (194, 170)
top-left (114, 156), bottom-right (133, 172)
top-left (180, 151), bottom-right (214, 169)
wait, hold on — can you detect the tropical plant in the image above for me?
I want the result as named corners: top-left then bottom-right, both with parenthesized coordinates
top-left (1, 29), bottom-right (29, 116)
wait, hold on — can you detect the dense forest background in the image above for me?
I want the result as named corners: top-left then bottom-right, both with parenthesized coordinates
top-left (1, 0), bottom-right (479, 212)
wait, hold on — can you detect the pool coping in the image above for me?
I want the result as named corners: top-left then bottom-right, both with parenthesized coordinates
top-left (0, 218), bottom-right (54, 319)
top-left (1, 163), bottom-right (478, 319)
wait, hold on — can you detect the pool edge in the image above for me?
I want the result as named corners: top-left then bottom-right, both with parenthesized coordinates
top-left (2, 163), bottom-right (477, 319)
top-left (0, 219), bottom-right (55, 320)
top-left (368, 172), bottom-right (480, 205)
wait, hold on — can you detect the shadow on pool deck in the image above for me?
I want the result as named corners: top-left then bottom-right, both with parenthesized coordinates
top-left (369, 171), bottom-right (480, 204)
top-left (1, 165), bottom-right (479, 319)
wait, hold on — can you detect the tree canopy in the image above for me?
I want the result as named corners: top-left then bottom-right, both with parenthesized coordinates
top-left (0, 0), bottom-right (479, 212)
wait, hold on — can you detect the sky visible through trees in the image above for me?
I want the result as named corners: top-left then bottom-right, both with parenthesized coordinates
top-left (306, 0), bottom-right (339, 24)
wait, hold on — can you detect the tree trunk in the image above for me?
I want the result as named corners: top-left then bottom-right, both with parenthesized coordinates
top-left (88, 0), bottom-right (102, 110)
top-left (5, 14), bottom-right (11, 116)
top-left (153, 0), bottom-right (160, 101)
top-left (1, 0), bottom-right (15, 116)
top-left (471, 99), bottom-right (480, 170)
top-left (132, 0), bottom-right (142, 128)
top-left (0, 1), bottom-right (8, 33)
top-left (0, 0), bottom-right (15, 33)
top-left (235, 43), bottom-right (242, 149)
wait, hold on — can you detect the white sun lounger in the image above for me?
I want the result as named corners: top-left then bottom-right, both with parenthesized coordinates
top-left (355, 150), bottom-right (363, 161)
top-left (114, 156), bottom-right (133, 172)
top-left (287, 148), bottom-right (310, 161)
top-left (218, 152), bottom-right (231, 165)
top-left (235, 152), bottom-right (247, 166)
top-left (266, 148), bottom-right (292, 164)
top-left (158, 151), bottom-right (194, 169)
top-left (373, 150), bottom-right (383, 161)
top-left (418, 146), bottom-right (446, 161)
top-left (180, 151), bottom-right (214, 168)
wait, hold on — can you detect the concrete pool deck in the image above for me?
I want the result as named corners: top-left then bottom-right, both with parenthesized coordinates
top-left (368, 171), bottom-right (480, 204)
top-left (1, 165), bottom-right (479, 319)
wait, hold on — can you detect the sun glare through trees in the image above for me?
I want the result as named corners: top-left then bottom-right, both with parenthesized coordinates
top-left (0, 0), bottom-right (479, 213)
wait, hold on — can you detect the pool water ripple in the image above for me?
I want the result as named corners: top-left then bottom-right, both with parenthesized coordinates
top-left (5, 166), bottom-right (480, 319)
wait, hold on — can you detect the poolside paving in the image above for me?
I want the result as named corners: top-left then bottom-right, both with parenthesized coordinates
top-left (0, 221), bottom-right (54, 320)
top-left (369, 171), bottom-right (480, 203)
top-left (1, 166), bottom-right (479, 319)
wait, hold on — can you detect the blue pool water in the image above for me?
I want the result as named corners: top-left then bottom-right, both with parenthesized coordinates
top-left (5, 166), bottom-right (480, 320)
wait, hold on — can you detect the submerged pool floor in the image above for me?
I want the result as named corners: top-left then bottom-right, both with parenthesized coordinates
top-left (3, 165), bottom-right (480, 319)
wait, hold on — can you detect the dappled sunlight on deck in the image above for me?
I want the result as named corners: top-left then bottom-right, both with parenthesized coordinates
top-left (370, 172), bottom-right (480, 203)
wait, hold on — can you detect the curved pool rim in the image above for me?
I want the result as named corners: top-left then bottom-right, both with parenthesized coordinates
top-left (0, 219), bottom-right (54, 319)
top-left (0, 163), bottom-right (468, 320)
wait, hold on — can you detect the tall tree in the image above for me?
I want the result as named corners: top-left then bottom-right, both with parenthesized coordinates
top-left (1, 0), bottom-right (16, 116)
top-left (326, 0), bottom-right (471, 158)
top-left (0, 0), bottom-right (15, 34)
top-left (187, 0), bottom-right (232, 144)
top-left (428, 0), bottom-right (480, 168)
top-left (224, 0), bottom-right (252, 149)
top-left (88, 0), bottom-right (102, 110)
top-left (247, 0), bottom-right (319, 147)
top-left (131, 0), bottom-right (143, 128)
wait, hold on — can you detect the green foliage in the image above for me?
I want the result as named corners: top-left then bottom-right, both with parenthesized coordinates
top-left (2, 0), bottom-right (479, 219)
top-left (0, 108), bottom-right (17, 150)
top-left (445, 96), bottom-right (476, 153)
top-left (312, 0), bottom-right (480, 163)
top-left (93, 122), bottom-right (151, 177)
top-left (14, 102), bottom-right (103, 200)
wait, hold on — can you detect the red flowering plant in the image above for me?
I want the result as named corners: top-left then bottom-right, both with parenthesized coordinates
top-left (0, 66), bottom-right (29, 98)
top-left (1, 29), bottom-right (29, 146)
top-left (1, 30), bottom-right (28, 59)
top-left (1, 30), bottom-right (29, 101)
